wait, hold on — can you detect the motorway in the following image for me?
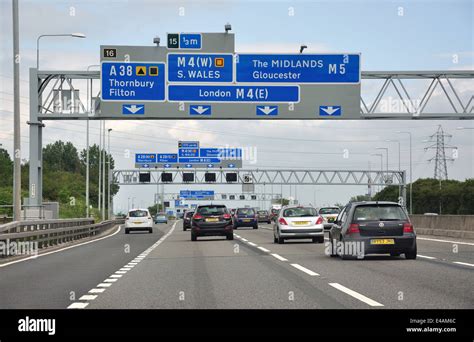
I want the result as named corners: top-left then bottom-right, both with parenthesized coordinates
top-left (0, 220), bottom-right (472, 309)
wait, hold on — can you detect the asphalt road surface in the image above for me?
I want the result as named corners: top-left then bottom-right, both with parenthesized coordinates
top-left (0, 220), bottom-right (472, 309)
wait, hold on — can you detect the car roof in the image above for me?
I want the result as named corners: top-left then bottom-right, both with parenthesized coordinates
top-left (319, 206), bottom-right (340, 209)
top-left (129, 208), bottom-right (149, 212)
top-left (351, 201), bottom-right (401, 206)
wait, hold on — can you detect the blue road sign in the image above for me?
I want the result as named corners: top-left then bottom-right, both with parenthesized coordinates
top-left (122, 104), bottom-right (145, 115)
top-left (168, 85), bottom-right (300, 103)
top-left (228, 163), bottom-right (236, 168)
top-left (101, 62), bottom-right (165, 101)
top-left (178, 141), bottom-right (199, 148)
top-left (168, 53), bottom-right (233, 82)
top-left (236, 54), bottom-right (360, 83)
top-left (141, 164), bottom-right (150, 168)
top-left (157, 153), bottom-right (178, 163)
top-left (178, 148), bottom-right (199, 158)
top-left (163, 164), bottom-right (172, 168)
top-left (256, 105), bottom-right (278, 116)
top-left (180, 190), bottom-right (214, 199)
top-left (319, 105), bottom-right (342, 116)
top-left (185, 164), bottom-right (193, 168)
top-left (180, 33), bottom-right (202, 49)
top-left (135, 153), bottom-right (156, 163)
top-left (200, 148), bottom-right (242, 158)
top-left (190, 104), bottom-right (212, 115)
top-left (178, 157), bottom-right (221, 163)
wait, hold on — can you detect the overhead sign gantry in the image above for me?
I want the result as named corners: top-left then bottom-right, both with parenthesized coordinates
top-left (100, 32), bottom-right (361, 119)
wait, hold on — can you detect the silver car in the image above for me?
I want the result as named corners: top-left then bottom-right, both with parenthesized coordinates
top-left (273, 205), bottom-right (325, 244)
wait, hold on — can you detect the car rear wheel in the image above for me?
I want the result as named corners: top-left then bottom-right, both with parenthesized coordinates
top-left (125, 228), bottom-right (129, 234)
top-left (267, 221), bottom-right (271, 224)
top-left (191, 233), bottom-right (197, 241)
top-left (148, 228), bottom-right (153, 234)
top-left (183, 226), bottom-right (187, 231)
top-left (278, 237), bottom-right (284, 244)
top-left (273, 235), bottom-right (278, 243)
top-left (405, 246), bottom-right (417, 260)
top-left (253, 225), bottom-right (258, 229)
top-left (226, 234), bottom-right (234, 240)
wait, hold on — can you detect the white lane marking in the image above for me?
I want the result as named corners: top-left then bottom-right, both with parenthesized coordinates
top-left (89, 288), bottom-right (105, 294)
top-left (128, 262), bottom-right (138, 266)
top-left (67, 221), bottom-right (180, 309)
top-left (453, 261), bottom-right (474, 267)
top-left (104, 278), bottom-right (118, 283)
top-left (418, 254), bottom-right (437, 260)
top-left (97, 283), bottom-right (112, 288)
top-left (329, 283), bottom-right (384, 307)
top-left (67, 302), bottom-right (89, 309)
top-left (241, 238), bottom-right (248, 242)
top-left (247, 242), bottom-right (257, 247)
top-left (0, 225), bottom-right (122, 268)
top-left (417, 237), bottom-right (474, 246)
top-left (258, 246), bottom-right (270, 253)
top-left (115, 271), bottom-right (127, 274)
top-left (119, 268), bottom-right (131, 271)
top-left (79, 295), bottom-right (97, 301)
top-left (271, 253), bottom-right (288, 262)
top-left (290, 263), bottom-right (319, 276)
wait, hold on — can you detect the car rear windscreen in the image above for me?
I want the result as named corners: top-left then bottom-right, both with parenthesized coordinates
top-left (319, 208), bottom-right (340, 215)
top-left (129, 210), bottom-right (148, 217)
top-left (257, 210), bottom-right (267, 214)
top-left (283, 207), bottom-right (318, 217)
top-left (197, 206), bottom-right (227, 216)
top-left (353, 205), bottom-right (408, 222)
top-left (237, 208), bottom-right (255, 215)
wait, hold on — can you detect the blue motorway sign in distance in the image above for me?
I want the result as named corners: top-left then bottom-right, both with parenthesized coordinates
top-left (101, 62), bottom-right (165, 101)
top-left (200, 148), bottom-right (242, 158)
top-left (180, 33), bottom-right (202, 49)
top-left (178, 148), bottom-right (199, 158)
top-left (178, 157), bottom-right (221, 164)
top-left (157, 153), bottom-right (178, 163)
top-left (168, 54), bottom-right (233, 82)
top-left (236, 54), bottom-right (360, 83)
top-left (135, 153), bottom-right (156, 163)
top-left (168, 85), bottom-right (300, 103)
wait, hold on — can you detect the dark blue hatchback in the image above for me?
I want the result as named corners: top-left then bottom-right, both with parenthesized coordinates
top-left (234, 208), bottom-right (258, 229)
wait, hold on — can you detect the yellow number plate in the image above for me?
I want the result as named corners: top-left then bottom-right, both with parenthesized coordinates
top-left (205, 218), bottom-right (219, 222)
top-left (293, 221), bottom-right (310, 226)
top-left (134, 222), bottom-right (143, 224)
top-left (370, 239), bottom-right (395, 245)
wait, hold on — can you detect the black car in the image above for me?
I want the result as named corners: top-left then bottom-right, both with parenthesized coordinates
top-left (256, 210), bottom-right (271, 224)
top-left (328, 201), bottom-right (417, 260)
top-left (191, 205), bottom-right (233, 241)
top-left (183, 211), bottom-right (194, 231)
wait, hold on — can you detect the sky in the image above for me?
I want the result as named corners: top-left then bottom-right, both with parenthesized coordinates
top-left (0, 0), bottom-right (473, 213)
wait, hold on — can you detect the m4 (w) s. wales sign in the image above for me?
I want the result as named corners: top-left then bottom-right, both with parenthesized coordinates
top-left (101, 62), bottom-right (165, 101)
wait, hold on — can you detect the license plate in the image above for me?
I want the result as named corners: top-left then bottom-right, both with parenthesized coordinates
top-left (243, 219), bottom-right (251, 222)
top-left (205, 218), bottom-right (219, 222)
top-left (370, 239), bottom-right (395, 245)
top-left (293, 221), bottom-right (310, 226)
top-left (134, 222), bottom-right (143, 224)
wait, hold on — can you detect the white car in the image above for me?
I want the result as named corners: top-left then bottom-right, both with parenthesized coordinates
top-left (125, 208), bottom-right (153, 234)
top-left (318, 207), bottom-right (341, 230)
top-left (273, 205), bottom-right (324, 244)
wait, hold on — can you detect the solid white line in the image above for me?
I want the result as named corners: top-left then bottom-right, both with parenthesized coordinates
top-left (417, 237), bottom-right (474, 246)
top-left (67, 302), bottom-right (89, 309)
top-left (271, 253), bottom-right (288, 261)
top-left (418, 254), bottom-right (437, 260)
top-left (290, 263), bottom-right (319, 276)
top-left (97, 283), bottom-right (112, 288)
top-left (258, 246), bottom-right (270, 253)
top-left (247, 242), bottom-right (257, 247)
top-left (453, 261), bottom-right (474, 267)
top-left (329, 283), bottom-right (384, 307)
top-left (79, 295), bottom-right (97, 301)
top-left (89, 288), bottom-right (105, 294)
top-left (241, 238), bottom-right (248, 242)
top-left (0, 225), bottom-right (122, 268)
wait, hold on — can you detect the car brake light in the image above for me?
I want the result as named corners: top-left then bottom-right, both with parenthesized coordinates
top-left (403, 223), bottom-right (414, 233)
top-left (278, 218), bottom-right (288, 225)
top-left (347, 223), bottom-right (360, 234)
top-left (316, 216), bottom-right (323, 225)
top-left (193, 214), bottom-right (203, 220)
top-left (223, 213), bottom-right (231, 219)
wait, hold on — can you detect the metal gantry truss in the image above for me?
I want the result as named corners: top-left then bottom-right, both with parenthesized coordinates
top-left (33, 70), bottom-right (474, 120)
top-left (113, 168), bottom-right (405, 186)
top-left (161, 193), bottom-right (282, 201)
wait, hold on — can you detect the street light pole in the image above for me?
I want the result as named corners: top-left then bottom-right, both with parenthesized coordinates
top-left (12, 0), bottom-right (21, 221)
top-left (102, 123), bottom-right (106, 221)
top-left (386, 139), bottom-right (401, 197)
top-left (36, 33), bottom-right (86, 69)
top-left (397, 131), bottom-right (413, 214)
